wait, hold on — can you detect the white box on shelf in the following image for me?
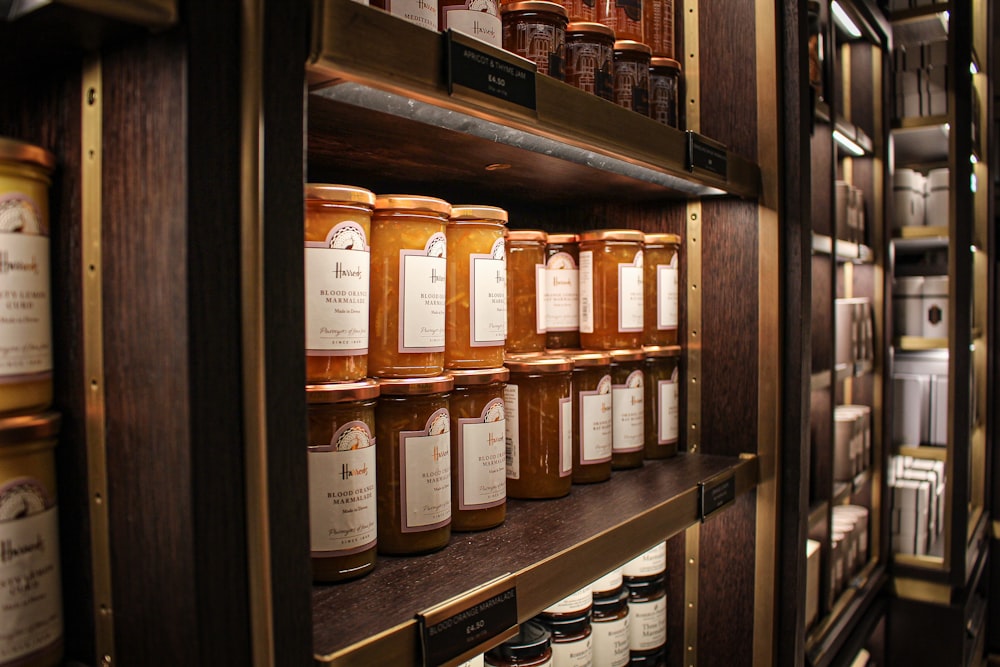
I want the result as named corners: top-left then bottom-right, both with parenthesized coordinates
top-left (805, 539), bottom-right (820, 628)
top-left (893, 276), bottom-right (925, 337)
top-left (924, 167), bottom-right (949, 226)
top-left (893, 169), bottom-right (926, 229)
top-left (921, 275), bottom-right (949, 339)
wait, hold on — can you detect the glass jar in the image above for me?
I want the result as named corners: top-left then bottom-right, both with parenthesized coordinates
top-left (578, 230), bottom-right (644, 350)
top-left (0, 137), bottom-right (55, 417)
top-left (591, 587), bottom-right (631, 667)
top-left (649, 58), bottom-right (681, 129)
top-left (375, 375), bottom-right (454, 554)
top-left (591, 567), bottom-right (624, 598)
top-left (609, 348), bottom-right (645, 470)
top-left (544, 234), bottom-right (581, 349)
top-left (369, 195), bottom-right (451, 378)
top-left (304, 184), bottom-right (376, 383)
top-left (540, 584), bottom-right (593, 620)
top-left (642, 0), bottom-right (673, 57)
top-left (506, 230), bottom-right (548, 354)
top-left (541, 613), bottom-right (592, 667)
top-left (307, 380), bottom-right (380, 582)
top-left (0, 411), bottom-right (63, 667)
top-left (447, 206), bottom-right (508, 370)
top-left (449, 367), bottom-right (509, 531)
top-left (554, 350), bottom-right (612, 483)
top-left (626, 576), bottom-right (666, 655)
top-left (622, 541), bottom-right (666, 582)
top-left (502, 1), bottom-right (569, 80)
top-left (612, 40), bottom-right (651, 115)
top-left (630, 647), bottom-right (666, 665)
top-left (371, 0), bottom-right (438, 30)
top-left (597, 0), bottom-right (641, 42)
top-left (644, 346), bottom-right (680, 459)
top-left (440, 0), bottom-right (502, 47)
top-left (564, 22), bottom-right (615, 101)
top-left (486, 620), bottom-right (553, 666)
top-left (642, 233), bottom-right (680, 345)
top-left (504, 355), bottom-right (573, 499)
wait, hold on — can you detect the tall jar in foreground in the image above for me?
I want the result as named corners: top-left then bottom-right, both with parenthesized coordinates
top-left (305, 184), bottom-right (376, 382)
top-left (609, 348), bottom-right (645, 469)
top-left (544, 233), bottom-right (581, 349)
top-left (501, 1), bottom-right (569, 80)
top-left (307, 380), bottom-right (379, 582)
top-left (642, 233), bottom-right (680, 346)
top-left (564, 22), bottom-right (615, 101)
top-left (612, 40), bottom-right (651, 115)
top-left (579, 230), bottom-right (644, 350)
top-left (644, 345), bottom-right (680, 458)
top-left (375, 375), bottom-right (454, 554)
top-left (649, 58), bottom-right (681, 129)
top-left (506, 230), bottom-right (548, 353)
top-left (555, 349), bottom-right (613, 483)
top-left (0, 137), bottom-right (55, 416)
top-left (642, 0), bottom-right (673, 57)
top-left (369, 195), bottom-right (450, 377)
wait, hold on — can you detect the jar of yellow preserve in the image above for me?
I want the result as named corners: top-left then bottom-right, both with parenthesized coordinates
top-left (544, 233), bottom-right (581, 349)
top-left (0, 137), bottom-right (56, 416)
top-left (642, 233), bottom-right (680, 346)
top-left (579, 230), bottom-right (644, 350)
top-left (370, 195), bottom-right (450, 377)
top-left (375, 375), bottom-right (454, 554)
top-left (304, 184), bottom-right (376, 383)
top-left (447, 206), bottom-right (508, 370)
top-left (644, 345), bottom-right (680, 459)
top-left (506, 230), bottom-right (548, 353)
top-left (609, 348), bottom-right (645, 469)
top-left (552, 350), bottom-right (612, 483)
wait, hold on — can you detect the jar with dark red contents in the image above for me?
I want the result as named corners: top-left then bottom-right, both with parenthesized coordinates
top-left (612, 40), bottom-right (651, 115)
top-left (502, 1), bottom-right (569, 80)
top-left (551, 0), bottom-right (596, 21)
top-left (554, 350), bottom-right (613, 483)
top-left (642, 233), bottom-right (681, 346)
top-left (644, 345), bottom-right (680, 459)
top-left (541, 613), bottom-right (593, 667)
top-left (578, 230), bottom-right (645, 350)
top-left (486, 620), bottom-right (553, 667)
top-left (592, 587), bottom-right (631, 667)
top-left (597, 0), bottom-right (642, 42)
top-left (626, 576), bottom-right (666, 656)
top-left (609, 348), bottom-right (645, 469)
top-left (565, 22), bottom-right (615, 101)
top-left (506, 230), bottom-right (548, 353)
top-left (544, 233), bottom-right (581, 349)
top-left (649, 58), bottom-right (681, 128)
top-left (641, 0), bottom-right (673, 57)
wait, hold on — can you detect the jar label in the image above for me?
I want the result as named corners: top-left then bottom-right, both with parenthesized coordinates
top-left (618, 251), bottom-right (644, 333)
top-left (566, 42), bottom-right (613, 98)
top-left (592, 615), bottom-right (630, 667)
top-left (458, 398), bottom-right (507, 508)
top-left (628, 595), bottom-right (666, 651)
top-left (580, 375), bottom-right (613, 463)
top-left (543, 584), bottom-right (592, 614)
top-left (400, 233), bottom-right (447, 353)
top-left (471, 242), bottom-right (507, 345)
top-left (535, 264), bottom-right (548, 334)
top-left (383, 0), bottom-right (438, 30)
top-left (614, 61), bottom-right (650, 115)
top-left (591, 567), bottom-right (623, 594)
top-left (657, 368), bottom-right (679, 445)
top-left (305, 221), bottom-right (371, 355)
top-left (441, 4), bottom-right (502, 48)
top-left (308, 422), bottom-right (377, 554)
top-left (505, 23), bottom-right (563, 77)
top-left (545, 252), bottom-right (579, 332)
top-left (655, 255), bottom-right (678, 331)
top-left (560, 396), bottom-right (572, 476)
top-left (400, 408), bottom-right (452, 531)
top-left (579, 250), bottom-right (594, 334)
top-left (623, 541), bottom-right (666, 577)
top-left (650, 73), bottom-right (679, 126)
top-left (550, 634), bottom-right (593, 667)
top-left (504, 384), bottom-right (520, 480)
top-left (0, 198), bottom-right (52, 381)
top-left (612, 370), bottom-right (644, 453)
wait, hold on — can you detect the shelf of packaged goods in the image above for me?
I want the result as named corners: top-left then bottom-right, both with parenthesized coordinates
top-left (894, 336), bottom-right (948, 351)
top-left (306, 0), bottom-right (761, 204)
top-left (312, 452), bottom-right (758, 666)
top-left (891, 118), bottom-right (950, 167)
top-left (889, 4), bottom-right (950, 44)
top-left (806, 561), bottom-right (888, 667)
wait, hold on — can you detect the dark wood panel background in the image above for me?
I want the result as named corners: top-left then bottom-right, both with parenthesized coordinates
top-left (813, 256), bottom-right (834, 373)
top-left (849, 42), bottom-right (876, 142)
top-left (811, 388), bottom-right (833, 509)
top-left (812, 124), bottom-right (834, 238)
top-left (666, 531), bottom-right (685, 667)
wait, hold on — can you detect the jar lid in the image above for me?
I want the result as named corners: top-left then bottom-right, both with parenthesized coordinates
top-left (449, 367), bottom-right (510, 386)
top-left (374, 195), bottom-right (452, 216)
top-left (305, 184), bottom-right (376, 206)
top-left (644, 232), bottom-right (681, 245)
top-left (306, 379), bottom-right (380, 403)
top-left (592, 587), bottom-right (629, 612)
top-left (0, 411), bottom-right (60, 445)
top-left (0, 136), bottom-right (56, 171)
top-left (613, 40), bottom-right (652, 55)
top-left (501, 1), bottom-right (568, 18)
top-left (505, 356), bottom-right (574, 373)
top-left (548, 349), bottom-right (611, 367)
top-left (507, 229), bottom-right (548, 243)
top-left (546, 233), bottom-right (579, 244)
top-left (579, 229), bottom-right (645, 243)
top-left (377, 375), bottom-right (454, 395)
top-left (644, 345), bottom-right (682, 359)
top-left (608, 348), bottom-right (646, 363)
top-left (625, 575), bottom-right (666, 594)
top-left (590, 567), bottom-right (623, 595)
top-left (487, 620), bottom-right (552, 661)
top-left (650, 57), bottom-right (682, 71)
top-left (540, 613), bottom-right (591, 637)
top-left (566, 21), bottom-right (615, 38)
top-left (450, 205), bottom-right (509, 224)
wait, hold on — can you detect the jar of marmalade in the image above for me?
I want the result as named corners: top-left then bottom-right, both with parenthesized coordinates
top-left (375, 375), bottom-right (454, 554)
top-left (565, 22), bottom-right (615, 101)
top-left (506, 230), bottom-right (548, 353)
top-left (502, 1), bottom-right (569, 80)
top-left (304, 184), bottom-right (376, 383)
top-left (447, 206), bottom-right (508, 370)
top-left (485, 620), bottom-right (553, 666)
top-left (649, 58), bottom-right (681, 128)
top-left (641, 0), bottom-right (673, 57)
top-left (449, 367), bottom-right (509, 531)
top-left (307, 380), bottom-right (380, 582)
top-left (370, 195), bottom-right (450, 378)
top-left (642, 233), bottom-right (680, 345)
top-left (626, 576), bottom-right (666, 655)
top-left (578, 230), bottom-right (644, 350)
top-left (542, 613), bottom-right (593, 667)
top-left (591, 587), bottom-right (631, 667)
top-left (540, 583), bottom-right (593, 620)
top-left (612, 40), bottom-right (651, 115)
top-left (544, 233), bottom-right (581, 349)
top-left (504, 355), bottom-right (573, 499)
top-left (622, 541), bottom-right (666, 581)
top-left (609, 348), bottom-right (645, 469)
top-left (644, 345), bottom-right (680, 458)
top-left (555, 350), bottom-right (612, 483)
top-left (598, 0), bottom-right (642, 41)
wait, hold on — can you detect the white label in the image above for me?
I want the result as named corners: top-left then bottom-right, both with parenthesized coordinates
top-left (400, 248), bottom-right (446, 352)
top-left (455, 655), bottom-right (484, 667)
top-left (560, 396), bottom-right (572, 476)
top-left (545, 252), bottom-right (579, 332)
top-left (534, 264), bottom-right (548, 334)
top-left (543, 584), bottom-right (593, 614)
top-left (591, 568), bottom-right (623, 595)
top-left (384, 0), bottom-right (438, 30)
top-left (579, 250), bottom-right (594, 333)
top-left (401, 409), bottom-right (451, 531)
top-left (458, 398), bottom-right (507, 508)
top-left (658, 370), bottom-right (679, 445)
top-left (308, 427), bottom-right (377, 554)
top-left (579, 375), bottom-right (613, 463)
top-left (441, 7), bottom-right (501, 47)
top-left (612, 371), bottom-right (644, 453)
top-left (551, 635), bottom-right (592, 667)
top-left (472, 255), bottom-right (507, 345)
top-left (305, 222), bottom-right (370, 354)
top-left (618, 251), bottom-right (644, 333)
top-left (628, 596), bottom-right (667, 651)
top-left (0, 230), bottom-right (51, 380)
top-left (0, 506), bottom-right (63, 663)
top-left (592, 615), bottom-right (630, 667)
top-left (656, 259), bottom-right (678, 331)
top-left (623, 542), bottom-right (666, 577)
top-left (504, 384), bottom-right (520, 480)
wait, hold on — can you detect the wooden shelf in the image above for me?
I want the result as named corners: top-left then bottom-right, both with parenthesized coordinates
top-left (806, 562), bottom-right (888, 667)
top-left (835, 240), bottom-right (875, 264)
top-left (312, 453), bottom-right (758, 665)
top-left (813, 233), bottom-right (834, 256)
top-left (894, 336), bottom-right (948, 351)
top-left (889, 4), bottom-right (950, 44)
top-left (894, 445), bottom-right (948, 461)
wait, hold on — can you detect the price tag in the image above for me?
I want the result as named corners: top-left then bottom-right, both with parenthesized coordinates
top-left (686, 131), bottom-right (728, 179)
top-left (699, 473), bottom-right (736, 521)
top-left (446, 30), bottom-right (537, 113)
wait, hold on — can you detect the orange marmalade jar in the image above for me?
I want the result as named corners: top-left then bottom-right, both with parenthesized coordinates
top-left (609, 348), bottom-right (645, 469)
top-left (304, 184), bottom-right (376, 382)
top-left (643, 233), bottom-right (680, 346)
top-left (579, 230), bottom-right (644, 350)
top-left (644, 345), bottom-right (680, 459)
top-left (552, 349), bottom-right (613, 483)
top-left (375, 375), bottom-right (454, 554)
top-left (449, 367), bottom-right (509, 531)
top-left (545, 233), bottom-right (581, 349)
top-left (307, 380), bottom-right (379, 582)
top-left (447, 206), bottom-right (508, 369)
top-left (506, 230), bottom-right (548, 353)
top-left (504, 355), bottom-right (573, 498)
top-left (370, 195), bottom-right (451, 377)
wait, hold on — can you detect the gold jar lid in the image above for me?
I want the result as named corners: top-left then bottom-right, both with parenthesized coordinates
top-left (505, 356), bottom-right (574, 373)
top-left (546, 233), bottom-right (579, 244)
top-left (548, 349), bottom-right (611, 367)
top-left (507, 229), bottom-right (548, 243)
top-left (377, 375), bottom-right (455, 396)
top-left (579, 229), bottom-right (645, 243)
top-left (608, 348), bottom-right (646, 363)
top-left (644, 345), bottom-right (682, 359)
top-left (650, 57), bottom-right (682, 71)
top-left (375, 195), bottom-right (452, 216)
top-left (644, 233), bottom-right (682, 245)
top-left (0, 411), bottom-right (60, 445)
top-left (567, 21), bottom-right (615, 38)
top-left (613, 40), bottom-right (652, 56)
top-left (0, 136), bottom-right (56, 171)
top-left (450, 206), bottom-right (509, 224)
top-left (307, 379), bottom-right (380, 403)
top-left (305, 184), bottom-right (376, 206)
top-left (450, 367), bottom-right (510, 386)
top-left (502, 1), bottom-right (569, 18)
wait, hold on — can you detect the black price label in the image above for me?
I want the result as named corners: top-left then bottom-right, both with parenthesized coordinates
top-left (446, 31), bottom-right (537, 112)
top-left (699, 474), bottom-right (736, 521)
top-left (419, 577), bottom-right (518, 667)
top-left (686, 131), bottom-right (728, 179)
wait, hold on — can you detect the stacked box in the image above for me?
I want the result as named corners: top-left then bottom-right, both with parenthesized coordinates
top-left (890, 455), bottom-right (946, 556)
top-left (893, 40), bottom-right (948, 119)
top-left (892, 349), bottom-right (948, 447)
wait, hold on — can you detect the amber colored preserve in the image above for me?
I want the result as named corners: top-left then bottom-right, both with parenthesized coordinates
top-left (506, 230), bottom-right (549, 353)
top-left (550, 349), bottom-right (613, 483)
top-left (609, 347), bottom-right (645, 469)
top-left (644, 345), bottom-right (680, 459)
top-left (642, 233), bottom-right (681, 346)
top-left (579, 230), bottom-right (645, 350)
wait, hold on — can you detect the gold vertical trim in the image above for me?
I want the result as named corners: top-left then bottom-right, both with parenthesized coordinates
top-left (682, 0), bottom-right (700, 133)
top-left (841, 44), bottom-right (851, 123)
top-left (686, 201), bottom-right (702, 453)
top-left (241, 2), bottom-right (274, 666)
top-left (870, 45), bottom-right (885, 563)
top-left (82, 56), bottom-right (116, 667)
top-left (683, 522), bottom-right (700, 667)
